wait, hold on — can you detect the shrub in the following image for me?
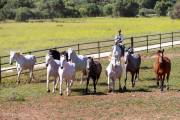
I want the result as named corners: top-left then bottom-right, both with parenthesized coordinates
top-left (113, 0), bottom-right (139, 17)
top-left (139, 8), bottom-right (155, 16)
top-left (154, 1), bottom-right (168, 16)
top-left (103, 4), bottom-right (113, 16)
top-left (86, 3), bottom-right (101, 17)
top-left (171, 1), bottom-right (180, 19)
top-left (15, 7), bottom-right (32, 22)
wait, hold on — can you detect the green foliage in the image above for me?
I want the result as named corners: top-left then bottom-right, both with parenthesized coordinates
top-left (86, 3), bottom-right (101, 17)
top-left (113, 0), bottom-right (139, 17)
top-left (15, 7), bottom-right (32, 21)
top-left (136, 0), bottom-right (158, 9)
top-left (103, 4), bottom-right (113, 16)
top-left (171, 1), bottom-right (180, 19)
top-left (139, 8), bottom-right (155, 16)
top-left (7, 92), bottom-right (25, 102)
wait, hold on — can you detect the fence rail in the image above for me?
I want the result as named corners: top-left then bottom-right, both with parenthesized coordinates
top-left (0, 31), bottom-right (180, 83)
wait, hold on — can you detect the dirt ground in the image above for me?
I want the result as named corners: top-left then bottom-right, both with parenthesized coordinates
top-left (0, 90), bottom-right (180, 120)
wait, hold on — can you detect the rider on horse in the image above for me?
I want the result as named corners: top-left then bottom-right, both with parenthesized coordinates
top-left (114, 30), bottom-right (125, 56)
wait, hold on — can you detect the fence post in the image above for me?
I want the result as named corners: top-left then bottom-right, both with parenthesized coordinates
top-left (77, 44), bottom-right (80, 54)
top-left (172, 32), bottom-right (174, 47)
top-left (0, 57), bottom-right (1, 83)
top-left (131, 37), bottom-right (134, 49)
top-left (146, 35), bottom-right (149, 53)
top-left (98, 41), bottom-right (100, 60)
top-left (160, 34), bottom-right (162, 49)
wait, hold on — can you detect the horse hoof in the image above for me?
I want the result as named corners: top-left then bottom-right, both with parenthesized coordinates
top-left (108, 89), bottom-right (112, 93)
top-left (47, 90), bottom-right (50, 93)
top-left (123, 86), bottom-right (126, 91)
top-left (119, 88), bottom-right (123, 92)
top-left (60, 93), bottom-right (63, 96)
top-left (16, 81), bottom-right (20, 85)
top-left (167, 87), bottom-right (169, 90)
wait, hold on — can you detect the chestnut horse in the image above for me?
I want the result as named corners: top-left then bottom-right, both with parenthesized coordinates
top-left (154, 49), bottom-right (171, 91)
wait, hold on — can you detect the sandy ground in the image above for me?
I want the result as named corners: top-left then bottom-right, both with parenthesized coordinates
top-left (0, 90), bottom-right (180, 120)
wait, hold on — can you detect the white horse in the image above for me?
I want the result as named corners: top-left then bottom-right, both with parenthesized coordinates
top-left (67, 48), bottom-right (87, 83)
top-left (45, 54), bottom-right (60, 93)
top-left (59, 55), bottom-right (76, 96)
top-left (9, 51), bottom-right (36, 84)
top-left (111, 44), bottom-right (123, 63)
top-left (105, 57), bottom-right (123, 92)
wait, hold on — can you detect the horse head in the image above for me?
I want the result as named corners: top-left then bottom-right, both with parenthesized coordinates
top-left (9, 51), bottom-right (20, 65)
top-left (156, 49), bottom-right (164, 64)
top-left (45, 54), bottom-right (53, 67)
top-left (86, 57), bottom-right (94, 70)
top-left (67, 48), bottom-right (75, 61)
top-left (60, 55), bottom-right (67, 69)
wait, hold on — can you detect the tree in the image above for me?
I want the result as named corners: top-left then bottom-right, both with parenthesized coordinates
top-left (86, 3), bottom-right (101, 16)
top-left (15, 7), bottom-right (32, 21)
top-left (171, 1), bottom-right (180, 19)
top-left (136, 0), bottom-right (158, 9)
top-left (154, 0), bottom-right (168, 16)
top-left (113, 0), bottom-right (139, 17)
top-left (103, 3), bottom-right (113, 16)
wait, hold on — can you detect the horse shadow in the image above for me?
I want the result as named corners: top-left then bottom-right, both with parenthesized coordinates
top-left (124, 88), bottom-right (152, 93)
top-left (98, 82), bottom-right (108, 86)
top-left (140, 66), bottom-right (153, 70)
top-left (72, 88), bottom-right (107, 96)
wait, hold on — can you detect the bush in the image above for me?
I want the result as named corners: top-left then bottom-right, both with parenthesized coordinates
top-left (64, 6), bottom-right (81, 17)
top-left (139, 8), bottom-right (155, 16)
top-left (0, 10), bottom-right (5, 21)
top-left (86, 3), bottom-right (101, 17)
top-left (15, 7), bottom-right (32, 22)
top-left (113, 0), bottom-right (139, 17)
top-left (154, 1), bottom-right (168, 16)
top-left (171, 2), bottom-right (180, 19)
top-left (103, 4), bottom-right (113, 16)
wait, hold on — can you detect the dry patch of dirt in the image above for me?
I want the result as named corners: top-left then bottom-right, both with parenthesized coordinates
top-left (0, 91), bottom-right (180, 120)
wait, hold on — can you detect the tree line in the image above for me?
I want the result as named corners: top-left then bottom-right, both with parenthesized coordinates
top-left (0, 0), bottom-right (180, 21)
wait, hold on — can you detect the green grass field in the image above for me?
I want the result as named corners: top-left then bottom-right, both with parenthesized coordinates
top-left (1, 17), bottom-right (180, 55)
top-left (0, 46), bottom-right (180, 119)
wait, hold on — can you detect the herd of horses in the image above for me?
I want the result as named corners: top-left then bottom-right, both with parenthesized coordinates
top-left (9, 44), bottom-right (171, 95)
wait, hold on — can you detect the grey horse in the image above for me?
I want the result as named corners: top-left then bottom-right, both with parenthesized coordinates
top-left (124, 48), bottom-right (141, 91)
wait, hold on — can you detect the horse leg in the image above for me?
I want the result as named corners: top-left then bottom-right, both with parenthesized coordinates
top-left (156, 74), bottom-right (159, 87)
top-left (93, 78), bottom-right (96, 94)
top-left (47, 73), bottom-right (50, 92)
top-left (55, 76), bottom-right (59, 90)
top-left (166, 73), bottom-right (170, 90)
top-left (52, 76), bottom-right (57, 93)
top-left (112, 79), bottom-right (115, 93)
top-left (160, 76), bottom-right (164, 91)
top-left (80, 72), bottom-right (83, 84)
top-left (123, 71), bottom-right (127, 91)
top-left (86, 77), bottom-right (90, 94)
top-left (66, 80), bottom-right (70, 96)
top-left (108, 76), bottom-right (112, 93)
top-left (17, 68), bottom-right (22, 84)
top-left (131, 73), bottom-right (135, 88)
top-left (59, 78), bottom-right (63, 96)
top-left (119, 77), bottom-right (122, 92)
top-left (29, 69), bottom-right (33, 83)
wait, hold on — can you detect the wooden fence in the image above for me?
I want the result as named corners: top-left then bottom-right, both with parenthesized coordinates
top-left (0, 31), bottom-right (180, 83)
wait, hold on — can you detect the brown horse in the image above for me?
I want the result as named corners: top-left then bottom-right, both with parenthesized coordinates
top-left (154, 49), bottom-right (171, 91)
